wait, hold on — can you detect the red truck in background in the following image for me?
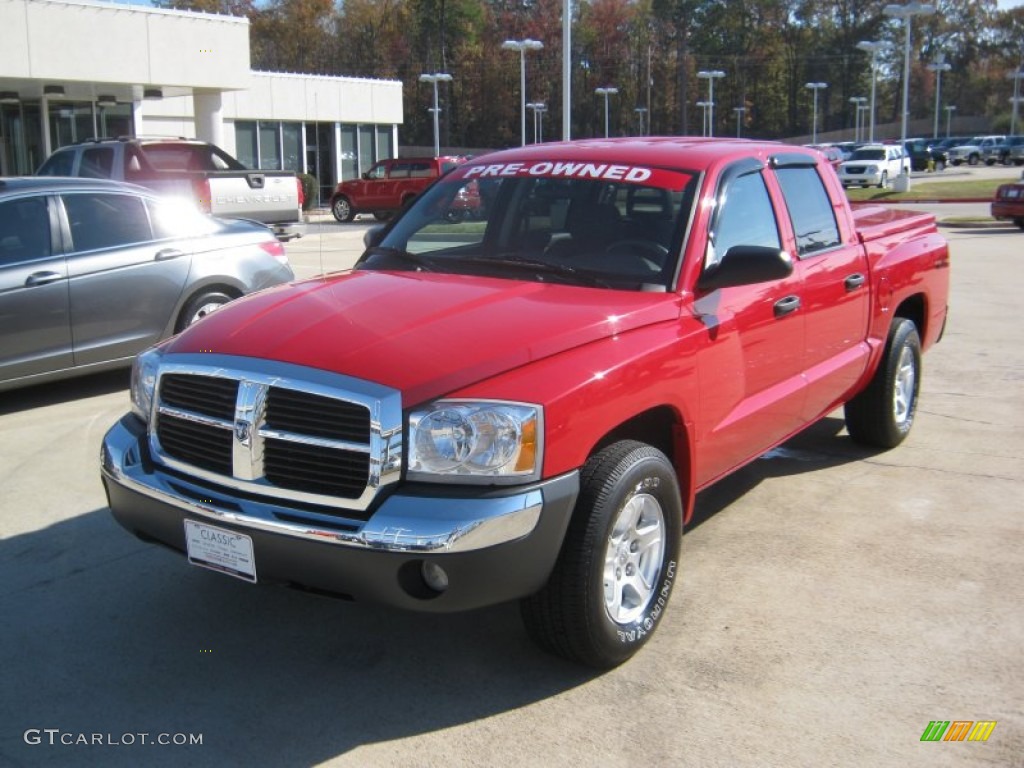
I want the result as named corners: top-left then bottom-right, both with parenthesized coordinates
top-left (101, 138), bottom-right (950, 668)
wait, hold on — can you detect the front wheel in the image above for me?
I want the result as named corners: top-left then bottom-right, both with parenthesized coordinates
top-left (844, 318), bottom-right (922, 448)
top-left (521, 441), bottom-right (682, 668)
top-left (878, 171), bottom-right (888, 189)
top-left (331, 196), bottom-right (355, 222)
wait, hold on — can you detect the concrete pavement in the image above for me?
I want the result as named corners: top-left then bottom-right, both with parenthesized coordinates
top-left (0, 217), bottom-right (1020, 767)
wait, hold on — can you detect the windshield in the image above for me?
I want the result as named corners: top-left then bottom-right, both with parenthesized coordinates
top-left (850, 148), bottom-right (885, 161)
top-left (358, 160), bottom-right (697, 291)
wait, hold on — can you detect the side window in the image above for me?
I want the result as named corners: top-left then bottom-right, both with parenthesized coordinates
top-left (37, 149), bottom-right (75, 177)
top-left (708, 171), bottom-right (780, 268)
top-left (62, 193), bottom-right (153, 252)
top-left (366, 163), bottom-right (388, 180)
top-left (774, 166), bottom-right (841, 256)
top-left (408, 162), bottom-right (433, 178)
top-left (388, 162), bottom-right (412, 179)
top-left (125, 146), bottom-right (147, 182)
top-left (0, 197), bottom-right (52, 264)
top-left (80, 147), bottom-right (115, 179)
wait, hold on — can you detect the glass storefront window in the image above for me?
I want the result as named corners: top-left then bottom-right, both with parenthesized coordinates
top-left (358, 125), bottom-right (375, 174)
top-left (259, 121), bottom-right (281, 169)
top-left (48, 102), bottom-right (94, 147)
top-left (235, 121), bottom-right (257, 168)
top-left (340, 124), bottom-right (357, 182)
top-left (281, 122), bottom-right (301, 173)
top-left (376, 127), bottom-right (393, 164)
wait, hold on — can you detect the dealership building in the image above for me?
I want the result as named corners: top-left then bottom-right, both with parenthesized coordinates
top-left (0, 0), bottom-right (404, 203)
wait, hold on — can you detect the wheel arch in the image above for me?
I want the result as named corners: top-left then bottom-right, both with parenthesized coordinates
top-left (893, 292), bottom-right (927, 339)
top-left (171, 281), bottom-right (244, 334)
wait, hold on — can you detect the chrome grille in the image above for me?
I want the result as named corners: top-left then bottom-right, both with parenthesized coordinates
top-left (150, 361), bottom-right (403, 516)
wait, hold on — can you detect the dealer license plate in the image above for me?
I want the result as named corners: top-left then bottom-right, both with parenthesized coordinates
top-left (184, 520), bottom-right (257, 583)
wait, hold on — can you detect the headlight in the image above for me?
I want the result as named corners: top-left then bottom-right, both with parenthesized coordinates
top-left (866, 164), bottom-right (878, 173)
top-left (407, 401), bottom-right (542, 484)
top-left (130, 347), bottom-right (165, 423)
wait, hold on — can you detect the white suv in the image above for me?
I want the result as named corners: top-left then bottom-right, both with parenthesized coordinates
top-left (837, 145), bottom-right (909, 189)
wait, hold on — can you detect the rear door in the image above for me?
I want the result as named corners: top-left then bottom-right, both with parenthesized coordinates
top-left (770, 154), bottom-right (871, 420)
top-left (0, 194), bottom-right (73, 383)
top-left (60, 191), bottom-right (191, 365)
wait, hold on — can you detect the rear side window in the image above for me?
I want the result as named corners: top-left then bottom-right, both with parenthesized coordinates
top-left (37, 149), bottom-right (75, 176)
top-left (774, 166), bottom-right (841, 256)
top-left (80, 147), bottom-right (115, 179)
top-left (0, 197), bottom-right (52, 263)
top-left (62, 193), bottom-right (152, 252)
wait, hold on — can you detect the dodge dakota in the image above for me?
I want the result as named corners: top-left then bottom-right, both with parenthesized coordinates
top-left (101, 138), bottom-right (950, 668)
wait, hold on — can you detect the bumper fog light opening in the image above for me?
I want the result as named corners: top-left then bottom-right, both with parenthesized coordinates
top-left (421, 561), bottom-right (449, 593)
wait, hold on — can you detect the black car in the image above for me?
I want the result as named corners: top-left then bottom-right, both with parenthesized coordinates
top-left (904, 139), bottom-right (947, 172)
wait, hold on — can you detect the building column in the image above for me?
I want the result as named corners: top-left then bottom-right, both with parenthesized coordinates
top-left (193, 91), bottom-right (224, 147)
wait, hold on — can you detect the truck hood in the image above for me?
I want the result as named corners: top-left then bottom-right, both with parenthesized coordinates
top-left (169, 270), bottom-right (681, 405)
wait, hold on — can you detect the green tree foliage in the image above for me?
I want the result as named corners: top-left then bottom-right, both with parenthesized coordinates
top-left (171, 0), bottom-right (1017, 148)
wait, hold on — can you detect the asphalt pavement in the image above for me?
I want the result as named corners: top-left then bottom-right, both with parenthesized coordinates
top-left (0, 201), bottom-right (1021, 767)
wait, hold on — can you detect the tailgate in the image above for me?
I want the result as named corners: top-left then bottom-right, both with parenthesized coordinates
top-left (208, 172), bottom-right (300, 224)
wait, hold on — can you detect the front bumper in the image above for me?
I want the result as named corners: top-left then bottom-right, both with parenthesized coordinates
top-left (101, 414), bottom-right (579, 612)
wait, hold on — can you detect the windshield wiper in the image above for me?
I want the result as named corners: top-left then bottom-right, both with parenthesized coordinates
top-left (359, 246), bottom-right (437, 272)
top-left (454, 255), bottom-right (613, 288)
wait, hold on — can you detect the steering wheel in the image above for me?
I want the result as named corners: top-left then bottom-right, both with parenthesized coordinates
top-left (605, 240), bottom-right (670, 273)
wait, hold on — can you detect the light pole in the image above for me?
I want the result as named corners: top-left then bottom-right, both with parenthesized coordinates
top-left (849, 96), bottom-right (867, 141)
top-left (733, 106), bottom-right (746, 138)
top-left (944, 105), bottom-right (956, 137)
top-left (805, 82), bottom-right (827, 144)
top-left (418, 73), bottom-right (453, 157)
top-left (526, 102), bottom-right (547, 143)
top-left (856, 40), bottom-right (891, 143)
top-left (927, 54), bottom-right (951, 140)
top-left (695, 101), bottom-right (710, 136)
top-left (634, 106), bottom-right (648, 136)
top-left (884, 2), bottom-right (935, 189)
top-left (595, 86), bottom-right (618, 138)
top-left (1009, 68), bottom-right (1024, 137)
top-left (696, 70), bottom-right (725, 136)
top-left (502, 38), bottom-right (544, 147)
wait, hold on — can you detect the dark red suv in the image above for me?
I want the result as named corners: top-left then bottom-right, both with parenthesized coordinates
top-left (329, 156), bottom-right (466, 222)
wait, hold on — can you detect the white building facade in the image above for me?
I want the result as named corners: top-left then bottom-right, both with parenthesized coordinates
top-left (0, 0), bottom-right (403, 203)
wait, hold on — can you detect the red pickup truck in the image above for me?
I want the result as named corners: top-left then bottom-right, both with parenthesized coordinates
top-left (101, 138), bottom-right (950, 668)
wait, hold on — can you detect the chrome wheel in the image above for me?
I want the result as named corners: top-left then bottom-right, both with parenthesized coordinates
top-left (603, 493), bottom-right (666, 625)
top-left (188, 299), bottom-right (226, 326)
top-left (893, 344), bottom-right (916, 427)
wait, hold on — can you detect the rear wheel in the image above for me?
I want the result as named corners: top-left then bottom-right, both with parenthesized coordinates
top-left (331, 196), bottom-right (355, 222)
top-left (878, 171), bottom-right (888, 189)
top-left (521, 441), bottom-right (682, 668)
top-left (845, 318), bottom-right (921, 448)
top-left (176, 290), bottom-right (233, 332)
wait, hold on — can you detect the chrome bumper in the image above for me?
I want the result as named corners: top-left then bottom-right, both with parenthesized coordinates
top-left (101, 414), bottom-right (566, 555)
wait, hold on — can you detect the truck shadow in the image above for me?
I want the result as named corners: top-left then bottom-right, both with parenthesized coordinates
top-left (0, 506), bottom-right (595, 766)
top-left (688, 416), bottom-right (878, 530)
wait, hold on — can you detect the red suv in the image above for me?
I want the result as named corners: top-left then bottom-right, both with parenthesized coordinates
top-left (329, 156), bottom-right (466, 222)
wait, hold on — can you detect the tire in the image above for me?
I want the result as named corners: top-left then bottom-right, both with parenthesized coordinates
top-left (844, 318), bottom-right (922, 449)
top-left (176, 290), bottom-right (233, 332)
top-left (968, 154), bottom-right (979, 166)
top-left (521, 441), bottom-right (683, 668)
top-left (1015, 218), bottom-right (1024, 231)
top-left (877, 171), bottom-right (888, 190)
top-left (372, 211), bottom-right (393, 222)
top-left (331, 196), bottom-right (355, 222)
top-left (934, 159), bottom-right (945, 172)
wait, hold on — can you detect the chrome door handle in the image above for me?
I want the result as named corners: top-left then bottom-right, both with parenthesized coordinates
top-left (25, 271), bottom-right (64, 287)
top-left (774, 295), bottom-right (801, 317)
top-left (845, 273), bottom-right (866, 291)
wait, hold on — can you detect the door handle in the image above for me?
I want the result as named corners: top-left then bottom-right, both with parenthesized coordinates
top-left (155, 248), bottom-right (185, 260)
top-left (774, 295), bottom-right (801, 317)
top-left (844, 273), bottom-right (866, 291)
top-left (25, 271), bottom-right (64, 287)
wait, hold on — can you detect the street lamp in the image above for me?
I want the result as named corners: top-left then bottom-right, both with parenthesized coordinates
top-left (849, 96), bottom-right (867, 142)
top-left (805, 82), bottom-right (827, 144)
top-left (696, 70), bottom-right (725, 136)
top-left (884, 1), bottom-right (935, 189)
top-left (1009, 68), bottom-right (1024, 137)
top-left (856, 40), bottom-right (891, 143)
top-left (733, 106), bottom-right (746, 138)
top-left (695, 101), bottom-right (710, 136)
top-left (634, 107), bottom-right (648, 136)
top-left (944, 104), bottom-right (956, 137)
top-left (595, 86), bottom-right (618, 138)
top-left (502, 38), bottom-right (544, 147)
top-left (418, 73), bottom-right (453, 157)
top-left (927, 54), bottom-right (951, 140)
top-left (526, 102), bottom-right (547, 143)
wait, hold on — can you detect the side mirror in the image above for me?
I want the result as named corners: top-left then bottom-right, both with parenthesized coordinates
top-left (363, 225), bottom-right (386, 249)
top-left (697, 246), bottom-right (793, 292)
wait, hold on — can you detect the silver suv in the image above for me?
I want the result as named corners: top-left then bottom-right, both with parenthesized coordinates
top-left (948, 136), bottom-right (1005, 166)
